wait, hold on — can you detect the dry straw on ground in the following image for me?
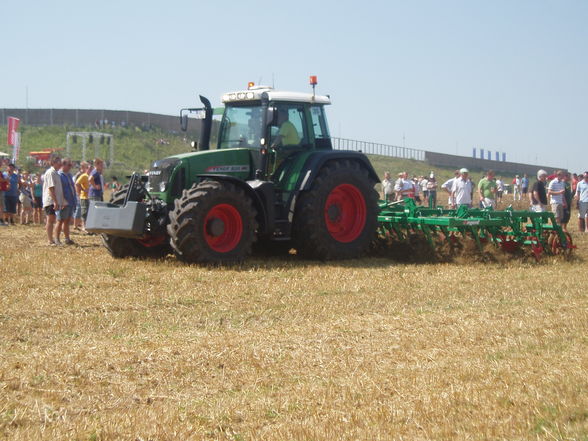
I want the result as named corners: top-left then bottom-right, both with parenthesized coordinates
top-left (1, 205), bottom-right (587, 440)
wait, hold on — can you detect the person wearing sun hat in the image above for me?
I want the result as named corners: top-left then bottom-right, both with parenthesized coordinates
top-left (451, 168), bottom-right (474, 208)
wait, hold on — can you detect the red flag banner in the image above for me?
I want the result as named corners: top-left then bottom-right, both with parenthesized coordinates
top-left (7, 117), bottom-right (20, 146)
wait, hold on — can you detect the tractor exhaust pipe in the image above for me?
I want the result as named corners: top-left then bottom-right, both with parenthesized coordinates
top-left (198, 95), bottom-right (212, 151)
top-left (179, 95), bottom-right (213, 151)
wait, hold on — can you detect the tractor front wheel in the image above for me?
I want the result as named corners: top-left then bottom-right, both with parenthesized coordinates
top-left (293, 160), bottom-right (378, 259)
top-left (167, 180), bottom-right (257, 264)
top-left (102, 185), bottom-right (170, 259)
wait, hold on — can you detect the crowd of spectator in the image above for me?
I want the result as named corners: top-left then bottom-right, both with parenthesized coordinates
top-left (0, 156), bottom-right (123, 243)
top-left (381, 168), bottom-right (588, 233)
top-left (382, 171), bottom-right (439, 208)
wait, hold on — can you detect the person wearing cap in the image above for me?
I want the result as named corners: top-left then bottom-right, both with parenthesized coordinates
top-left (426, 175), bottom-right (438, 208)
top-left (547, 170), bottom-right (566, 225)
top-left (574, 171), bottom-right (588, 232)
top-left (530, 170), bottom-right (548, 212)
top-left (451, 168), bottom-right (474, 208)
top-left (478, 170), bottom-right (497, 208)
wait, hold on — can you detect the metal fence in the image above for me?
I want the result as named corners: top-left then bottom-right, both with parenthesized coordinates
top-left (331, 137), bottom-right (426, 161)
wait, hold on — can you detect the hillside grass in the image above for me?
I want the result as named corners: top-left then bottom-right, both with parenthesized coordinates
top-left (1, 125), bottom-right (192, 178)
top-left (0, 193), bottom-right (587, 440)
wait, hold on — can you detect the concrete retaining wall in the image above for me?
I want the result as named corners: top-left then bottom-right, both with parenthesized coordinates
top-left (424, 151), bottom-right (566, 176)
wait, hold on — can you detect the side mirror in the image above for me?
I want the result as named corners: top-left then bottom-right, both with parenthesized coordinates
top-left (266, 107), bottom-right (278, 127)
top-left (180, 114), bottom-right (189, 132)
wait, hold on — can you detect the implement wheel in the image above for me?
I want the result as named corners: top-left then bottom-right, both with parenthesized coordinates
top-left (547, 232), bottom-right (573, 255)
top-left (102, 185), bottom-right (170, 259)
top-left (293, 160), bottom-right (378, 259)
top-left (167, 180), bottom-right (257, 264)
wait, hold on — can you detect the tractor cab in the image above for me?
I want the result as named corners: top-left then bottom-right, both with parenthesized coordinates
top-left (181, 83), bottom-right (332, 183)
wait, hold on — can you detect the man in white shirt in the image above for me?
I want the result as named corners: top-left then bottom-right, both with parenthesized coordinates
top-left (575, 171), bottom-right (588, 232)
top-left (42, 155), bottom-right (65, 246)
top-left (513, 175), bottom-right (522, 201)
top-left (451, 168), bottom-right (474, 208)
top-left (547, 170), bottom-right (566, 225)
top-left (394, 172), bottom-right (415, 201)
top-left (441, 170), bottom-right (460, 208)
top-left (382, 171), bottom-right (394, 203)
top-left (420, 176), bottom-right (429, 205)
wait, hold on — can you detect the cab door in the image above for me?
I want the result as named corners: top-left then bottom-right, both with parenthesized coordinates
top-left (268, 104), bottom-right (310, 182)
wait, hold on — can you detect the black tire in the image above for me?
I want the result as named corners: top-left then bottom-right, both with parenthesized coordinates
top-left (101, 234), bottom-right (142, 258)
top-left (102, 185), bottom-right (170, 259)
top-left (293, 160), bottom-right (379, 259)
top-left (167, 180), bottom-right (257, 264)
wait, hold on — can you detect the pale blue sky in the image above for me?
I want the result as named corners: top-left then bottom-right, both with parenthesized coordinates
top-left (2, 0), bottom-right (587, 171)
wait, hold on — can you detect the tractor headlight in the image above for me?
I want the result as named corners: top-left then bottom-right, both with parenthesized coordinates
top-left (159, 182), bottom-right (167, 192)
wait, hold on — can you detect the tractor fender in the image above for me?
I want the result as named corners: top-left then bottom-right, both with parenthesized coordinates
top-left (296, 150), bottom-right (379, 191)
top-left (285, 150), bottom-right (379, 224)
top-left (197, 174), bottom-right (271, 234)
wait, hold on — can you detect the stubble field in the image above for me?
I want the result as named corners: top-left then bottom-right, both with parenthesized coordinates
top-left (1, 204), bottom-right (587, 440)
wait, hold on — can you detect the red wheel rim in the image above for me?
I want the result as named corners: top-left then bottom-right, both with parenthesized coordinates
top-left (324, 184), bottom-right (366, 243)
top-left (204, 204), bottom-right (243, 252)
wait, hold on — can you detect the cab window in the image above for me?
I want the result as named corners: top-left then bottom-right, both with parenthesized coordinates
top-left (218, 105), bottom-right (263, 149)
top-left (270, 105), bottom-right (307, 147)
top-left (310, 105), bottom-right (330, 139)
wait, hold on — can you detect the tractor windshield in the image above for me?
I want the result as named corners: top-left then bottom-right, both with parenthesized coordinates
top-left (218, 105), bottom-right (263, 149)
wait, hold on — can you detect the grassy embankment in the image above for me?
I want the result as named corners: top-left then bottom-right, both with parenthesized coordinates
top-left (0, 125), bottom-right (191, 179)
top-left (0, 191), bottom-right (586, 440)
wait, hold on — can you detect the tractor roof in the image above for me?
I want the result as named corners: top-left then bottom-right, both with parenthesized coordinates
top-left (222, 86), bottom-right (331, 105)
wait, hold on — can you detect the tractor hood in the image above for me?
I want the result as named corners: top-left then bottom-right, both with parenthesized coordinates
top-left (147, 148), bottom-right (255, 203)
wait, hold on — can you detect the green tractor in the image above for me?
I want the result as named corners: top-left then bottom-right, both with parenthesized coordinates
top-left (86, 81), bottom-right (380, 263)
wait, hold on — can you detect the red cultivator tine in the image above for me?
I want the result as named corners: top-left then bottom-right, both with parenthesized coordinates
top-left (529, 236), bottom-right (543, 261)
top-left (499, 235), bottom-right (520, 253)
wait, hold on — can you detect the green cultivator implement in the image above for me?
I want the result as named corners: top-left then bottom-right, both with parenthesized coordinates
top-left (377, 199), bottom-right (575, 260)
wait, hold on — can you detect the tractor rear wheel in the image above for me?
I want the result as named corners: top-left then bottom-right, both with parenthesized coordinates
top-left (102, 185), bottom-right (170, 259)
top-left (293, 160), bottom-right (378, 259)
top-left (167, 180), bottom-right (257, 264)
